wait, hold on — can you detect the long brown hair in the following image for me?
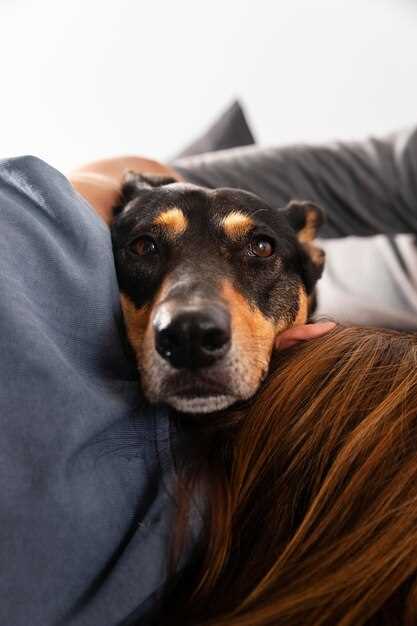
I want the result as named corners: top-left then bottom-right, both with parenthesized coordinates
top-left (160, 325), bottom-right (417, 626)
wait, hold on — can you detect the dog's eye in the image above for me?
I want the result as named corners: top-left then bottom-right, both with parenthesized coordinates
top-left (131, 236), bottom-right (158, 257)
top-left (248, 236), bottom-right (275, 258)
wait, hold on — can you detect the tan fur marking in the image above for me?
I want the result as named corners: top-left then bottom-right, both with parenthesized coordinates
top-left (275, 317), bottom-right (289, 335)
top-left (120, 294), bottom-right (150, 356)
top-left (120, 294), bottom-right (152, 357)
top-left (303, 241), bottom-right (326, 268)
top-left (222, 280), bottom-right (276, 385)
top-left (294, 286), bottom-right (309, 326)
top-left (120, 277), bottom-right (174, 369)
top-left (221, 211), bottom-right (254, 240)
top-left (298, 208), bottom-right (320, 242)
top-left (154, 208), bottom-right (187, 238)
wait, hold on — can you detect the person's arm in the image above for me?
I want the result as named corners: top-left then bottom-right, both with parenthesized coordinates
top-left (172, 126), bottom-right (417, 238)
top-left (0, 155), bottom-right (177, 626)
top-left (69, 155), bottom-right (181, 224)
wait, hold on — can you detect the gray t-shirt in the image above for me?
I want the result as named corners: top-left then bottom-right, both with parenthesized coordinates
top-left (3, 127), bottom-right (417, 626)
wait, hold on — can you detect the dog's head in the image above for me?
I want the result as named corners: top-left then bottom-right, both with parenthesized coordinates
top-left (111, 172), bottom-right (325, 414)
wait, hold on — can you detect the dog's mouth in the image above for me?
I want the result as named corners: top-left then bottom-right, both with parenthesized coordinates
top-left (166, 392), bottom-right (237, 414)
top-left (161, 372), bottom-right (236, 414)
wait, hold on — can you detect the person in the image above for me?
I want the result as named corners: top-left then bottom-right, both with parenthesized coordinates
top-left (156, 324), bottom-right (417, 626)
top-left (0, 154), bottom-right (329, 626)
top-left (2, 122), bottom-right (416, 625)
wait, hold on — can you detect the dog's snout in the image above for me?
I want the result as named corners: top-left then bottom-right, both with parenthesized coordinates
top-left (154, 305), bottom-right (231, 369)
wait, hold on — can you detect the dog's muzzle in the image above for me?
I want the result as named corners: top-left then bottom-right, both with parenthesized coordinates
top-left (153, 303), bottom-right (231, 370)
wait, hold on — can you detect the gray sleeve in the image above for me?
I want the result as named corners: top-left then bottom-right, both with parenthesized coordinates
top-left (172, 126), bottom-right (417, 238)
top-left (0, 156), bottom-right (175, 626)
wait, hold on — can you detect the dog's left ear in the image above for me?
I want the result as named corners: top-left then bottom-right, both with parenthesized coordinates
top-left (282, 200), bottom-right (326, 294)
top-left (282, 200), bottom-right (325, 243)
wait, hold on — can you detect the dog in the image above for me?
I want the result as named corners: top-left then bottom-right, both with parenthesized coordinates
top-left (111, 172), bottom-right (325, 414)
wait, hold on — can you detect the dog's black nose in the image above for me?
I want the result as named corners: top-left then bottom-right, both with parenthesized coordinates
top-left (154, 305), bottom-right (231, 369)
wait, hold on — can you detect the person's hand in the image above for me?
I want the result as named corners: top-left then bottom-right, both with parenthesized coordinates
top-left (276, 321), bottom-right (336, 350)
top-left (68, 156), bottom-right (180, 225)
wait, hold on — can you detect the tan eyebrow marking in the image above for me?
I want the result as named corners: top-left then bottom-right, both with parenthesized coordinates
top-left (221, 211), bottom-right (254, 240)
top-left (153, 208), bottom-right (188, 238)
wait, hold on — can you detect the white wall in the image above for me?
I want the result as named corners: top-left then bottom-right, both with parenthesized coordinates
top-left (1, 0), bottom-right (417, 173)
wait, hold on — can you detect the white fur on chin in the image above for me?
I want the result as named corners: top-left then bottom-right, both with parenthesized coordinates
top-left (166, 394), bottom-right (237, 414)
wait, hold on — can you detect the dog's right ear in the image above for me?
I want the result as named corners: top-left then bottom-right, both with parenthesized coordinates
top-left (113, 171), bottom-right (179, 216)
top-left (122, 171), bottom-right (179, 199)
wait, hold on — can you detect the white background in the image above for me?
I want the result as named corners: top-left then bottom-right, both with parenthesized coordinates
top-left (1, 0), bottom-right (417, 173)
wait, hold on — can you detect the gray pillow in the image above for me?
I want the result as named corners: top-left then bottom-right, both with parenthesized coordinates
top-left (173, 100), bottom-right (255, 159)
